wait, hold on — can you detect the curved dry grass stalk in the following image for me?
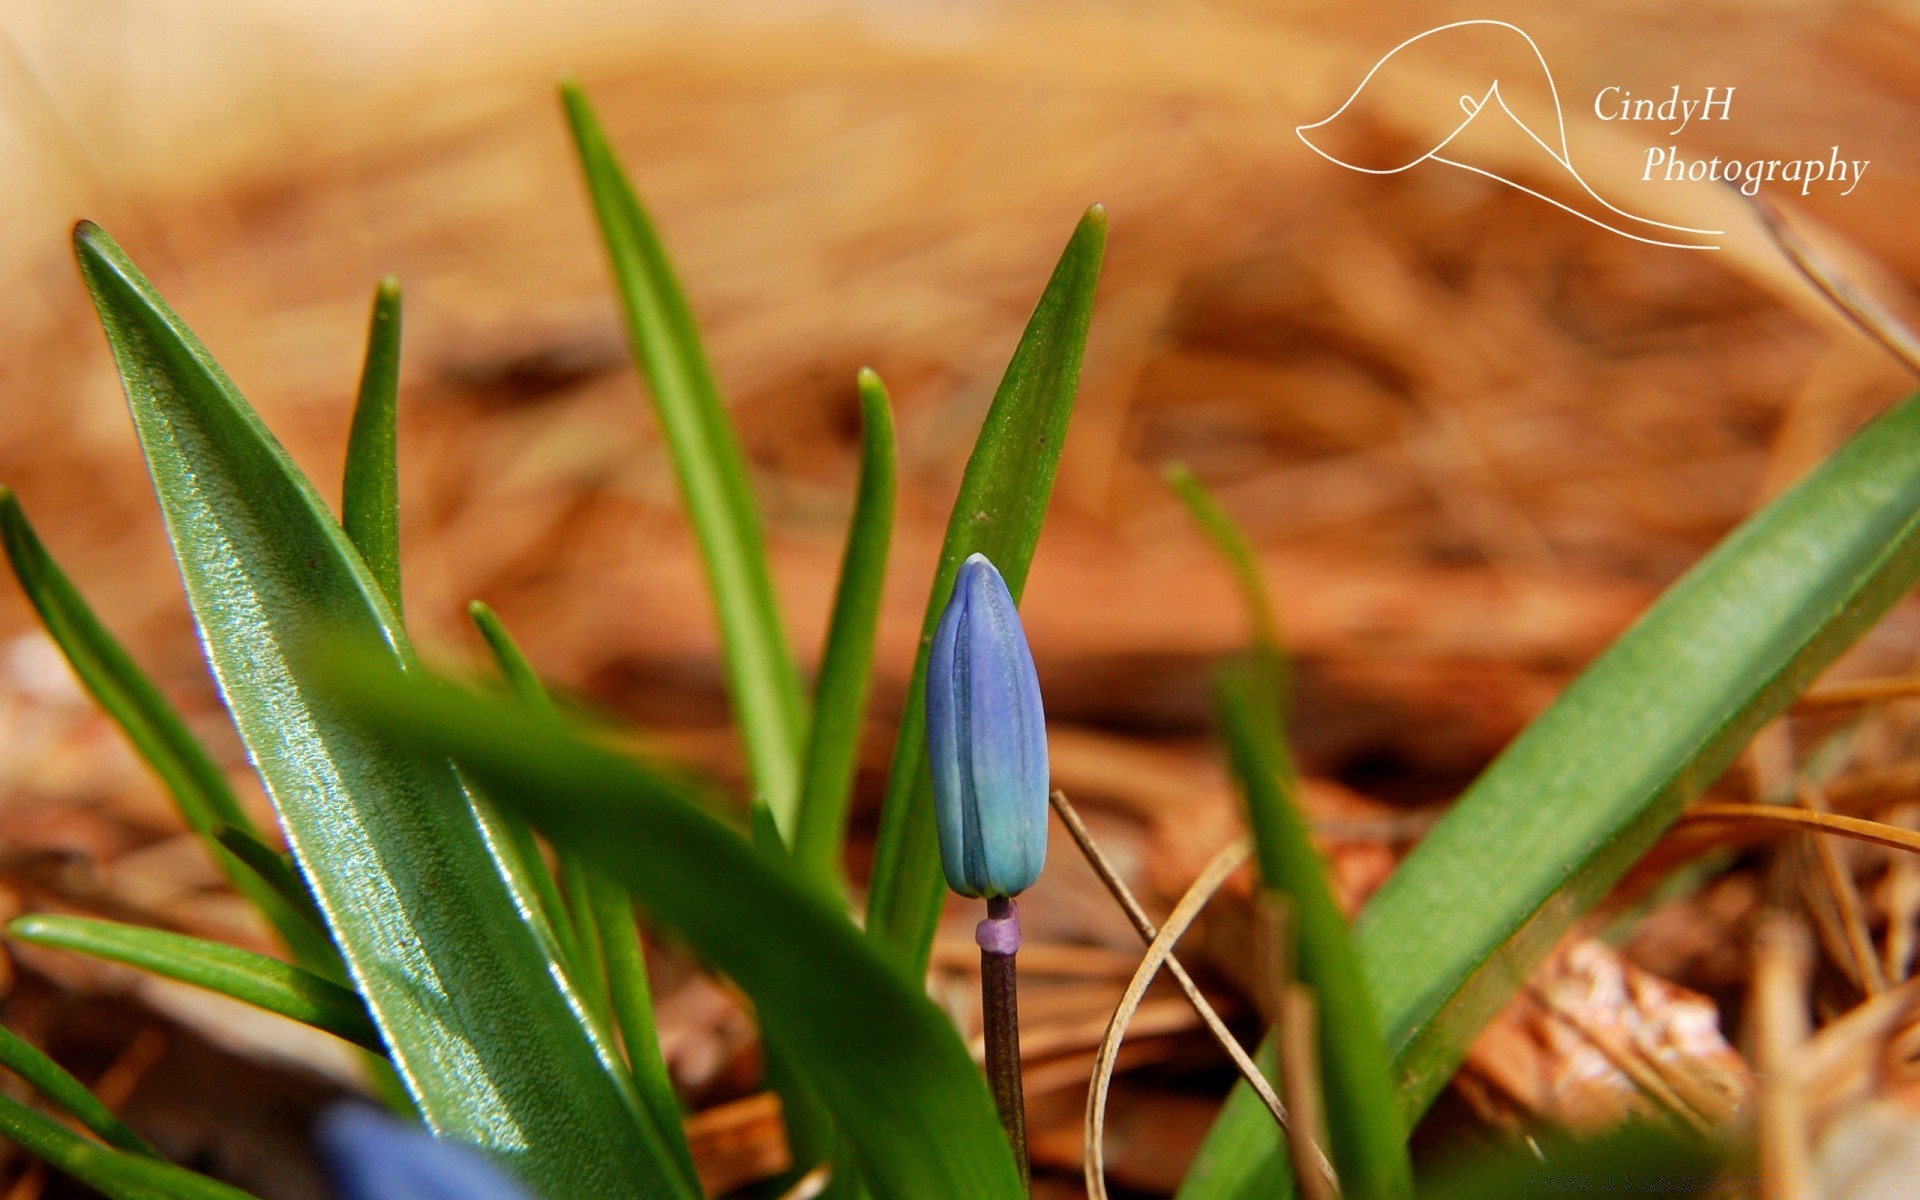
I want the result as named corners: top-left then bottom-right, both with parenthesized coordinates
top-left (1080, 837), bottom-right (1339, 1200)
top-left (1683, 802), bottom-right (1920, 857)
top-left (1748, 195), bottom-right (1920, 380)
top-left (1048, 792), bottom-right (1296, 1130)
top-left (1795, 675), bottom-right (1920, 713)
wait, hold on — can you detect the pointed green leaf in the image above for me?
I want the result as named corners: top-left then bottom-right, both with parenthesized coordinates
top-left (10, 915), bottom-right (382, 1052)
top-left (0, 1023), bottom-right (156, 1156)
top-left (342, 276), bottom-right (404, 616)
top-left (1165, 463), bottom-right (1283, 657)
top-left (1182, 391), bottom-right (1920, 1198)
top-left (865, 205), bottom-right (1106, 977)
top-left (586, 873), bottom-right (700, 1193)
top-left (72, 221), bottom-right (690, 1200)
top-left (466, 600), bottom-right (583, 972)
top-left (563, 80), bottom-right (807, 840)
top-left (0, 489), bottom-right (334, 969)
top-left (0, 1090), bottom-right (257, 1200)
top-left (1217, 664), bottom-right (1410, 1200)
top-left (325, 659), bottom-right (1026, 1200)
top-left (1166, 462), bottom-right (1292, 720)
top-left (211, 823), bottom-right (328, 943)
top-left (793, 369), bottom-right (896, 895)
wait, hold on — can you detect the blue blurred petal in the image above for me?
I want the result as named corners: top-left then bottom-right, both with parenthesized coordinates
top-left (319, 1105), bottom-right (534, 1200)
top-left (927, 553), bottom-right (1048, 898)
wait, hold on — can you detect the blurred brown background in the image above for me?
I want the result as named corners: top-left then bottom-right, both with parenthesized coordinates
top-left (0, 1), bottom-right (1918, 1195)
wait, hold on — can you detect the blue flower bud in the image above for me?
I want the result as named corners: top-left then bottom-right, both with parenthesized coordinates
top-left (927, 553), bottom-right (1048, 898)
top-left (318, 1106), bottom-right (533, 1200)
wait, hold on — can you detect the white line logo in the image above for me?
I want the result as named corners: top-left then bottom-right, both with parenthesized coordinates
top-left (1298, 20), bottom-right (1724, 251)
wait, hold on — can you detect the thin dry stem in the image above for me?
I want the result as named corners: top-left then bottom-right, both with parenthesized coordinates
top-left (1796, 675), bottom-right (1920, 713)
top-left (1082, 838), bottom-right (1338, 1200)
top-left (1278, 984), bottom-right (1337, 1200)
top-left (1799, 783), bottom-right (1886, 995)
top-left (1048, 791), bottom-right (1299, 1135)
top-left (1754, 913), bottom-right (1814, 1200)
top-left (1684, 802), bottom-right (1920, 857)
top-left (1748, 194), bottom-right (1920, 379)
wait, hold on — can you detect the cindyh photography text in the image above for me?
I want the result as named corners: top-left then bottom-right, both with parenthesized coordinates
top-left (1596, 86), bottom-right (1869, 196)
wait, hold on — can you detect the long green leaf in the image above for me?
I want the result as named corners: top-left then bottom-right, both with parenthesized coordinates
top-left (1182, 391), bottom-right (1920, 1198)
top-left (342, 276), bottom-right (403, 617)
top-left (325, 659), bottom-right (1026, 1200)
top-left (586, 874), bottom-right (700, 1192)
top-left (0, 1023), bottom-right (155, 1156)
top-left (0, 1090), bottom-right (257, 1200)
top-left (466, 600), bottom-right (582, 971)
top-left (211, 824), bottom-right (328, 944)
top-left (469, 602), bottom-right (698, 1193)
top-left (9, 915), bottom-right (381, 1052)
top-left (562, 80), bottom-right (807, 840)
top-left (1216, 665), bottom-right (1410, 1200)
top-left (0, 490), bottom-right (335, 969)
top-left (1165, 463), bottom-right (1283, 655)
top-left (793, 369), bottom-right (896, 895)
top-left (73, 221), bottom-right (689, 1200)
top-left (865, 205), bottom-right (1106, 977)
top-left (1417, 1124), bottom-right (1719, 1200)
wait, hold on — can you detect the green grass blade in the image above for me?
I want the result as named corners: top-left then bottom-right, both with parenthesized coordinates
top-left (9, 915), bottom-right (382, 1052)
top-left (1216, 665), bottom-right (1411, 1200)
top-left (562, 80), bottom-right (807, 840)
top-left (1165, 462), bottom-right (1283, 656)
top-left (1417, 1124), bottom-right (1719, 1200)
top-left (325, 659), bottom-right (1027, 1200)
top-left (793, 369), bottom-right (897, 896)
top-left (1182, 390), bottom-right (1920, 1198)
top-left (0, 1090), bottom-right (257, 1200)
top-left (210, 824), bottom-right (329, 948)
top-left (0, 490), bottom-right (334, 969)
top-left (586, 874), bottom-right (700, 1193)
top-left (73, 221), bottom-right (689, 1200)
top-left (466, 600), bottom-right (584, 971)
top-left (864, 205), bottom-right (1106, 977)
top-left (0, 1023), bottom-right (156, 1156)
top-left (342, 277), bottom-right (403, 617)
top-left (469, 602), bottom-right (696, 1189)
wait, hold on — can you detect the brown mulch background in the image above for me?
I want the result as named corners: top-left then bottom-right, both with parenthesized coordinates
top-left (2, 1), bottom-right (1920, 1194)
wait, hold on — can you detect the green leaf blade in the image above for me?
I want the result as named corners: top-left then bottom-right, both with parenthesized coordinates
top-left (0, 490), bottom-right (334, 969)
top-left (73, 221), bottom-right (689, 1200)
top-left (1216, 665), bottom-right (1410, 1200)
top-left (864, 205), bottom-right (1106, 977)
top-left (1182, 391), bottom-right (1920, 1198)
top-left (562, 80), bottom-right (807, 839)
top-left (342, 276), bottom-right (404, 617)
top-left (330, 661), bottom-right (1027, 1200)
top-left (794, 369), bottom-right (897, 895)
top-left (10, 915), bottom-right (382, 1051)
top-left (0, 1090), bottom-right (257, 1200)
top-left (0, 1023), bottom-right (156, 1156)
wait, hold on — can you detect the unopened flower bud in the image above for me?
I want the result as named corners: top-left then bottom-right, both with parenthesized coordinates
top-left (927, 553), bottom-right (1048, 899)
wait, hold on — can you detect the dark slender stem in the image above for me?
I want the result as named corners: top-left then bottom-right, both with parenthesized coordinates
top-left (979, 895), bottom-right (1029, 1193)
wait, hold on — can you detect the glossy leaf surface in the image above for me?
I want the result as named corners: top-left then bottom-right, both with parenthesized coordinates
top-left (73, 222), bottom-right (686, 1200)
top-left (328, 660), bottom-right (1027, 1200)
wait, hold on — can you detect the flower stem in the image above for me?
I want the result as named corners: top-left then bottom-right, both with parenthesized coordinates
top-left (978, 896), bottom-right (1029, 1193)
